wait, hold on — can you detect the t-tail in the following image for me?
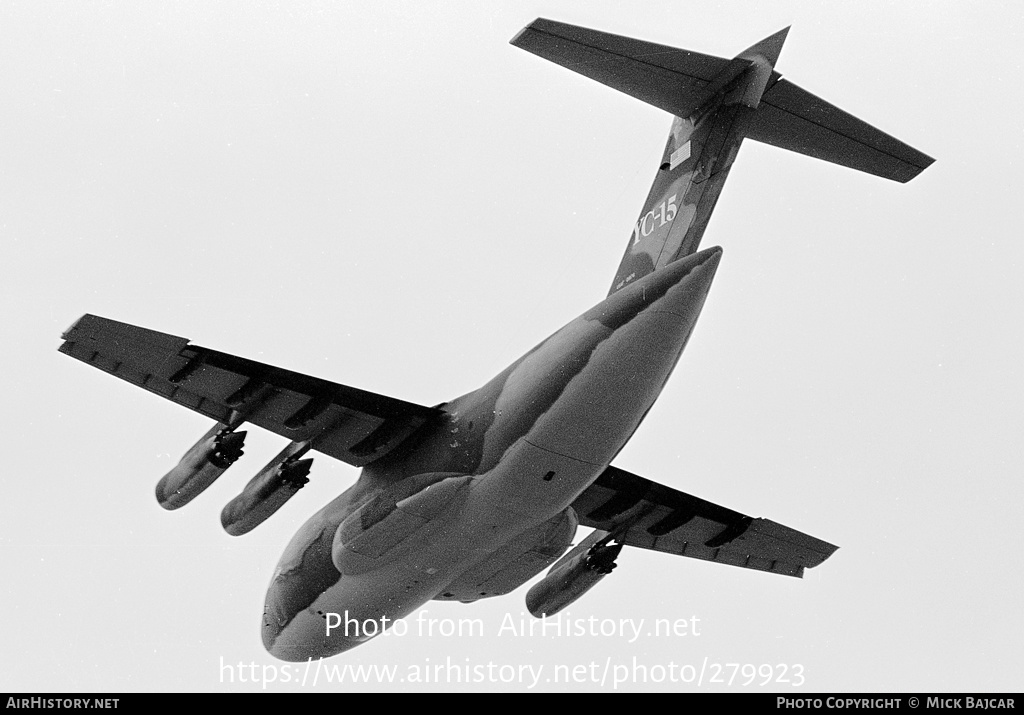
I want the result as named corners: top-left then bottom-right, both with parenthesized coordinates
top-left (511, 19), bottom-right (934, 296)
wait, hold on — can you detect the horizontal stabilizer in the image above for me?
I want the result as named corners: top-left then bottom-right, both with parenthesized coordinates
top-left (513, 18), bottom-right (933, 183)
top-left (511, 18), bottom-right (736, 118)
top-left (747, 79), bottom-right (935, 182)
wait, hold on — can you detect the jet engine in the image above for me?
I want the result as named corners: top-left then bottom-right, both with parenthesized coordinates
top-left (156, 422), bottom-right (247, 510)
top-left (525, 530), bottom-right (623, 618)
top-left (221, 442), bottom-right (314, 536)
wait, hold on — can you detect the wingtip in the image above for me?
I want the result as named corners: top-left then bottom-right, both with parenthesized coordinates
top-left (510, 17), bottom-right (546, 46)
top-left (892, 154), bottom-right (936, 183)
top-left (61, 313), bottom-right (93, 341)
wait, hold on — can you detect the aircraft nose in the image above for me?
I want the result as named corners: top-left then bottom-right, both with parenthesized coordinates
top-left (262, 573), bottom-right (365, 662)
top-left (262, 593), bottom-right (337, 662)
top-left (261, 590), bottom-right (286, 656)
top-left (262, 576), bottom-right (329, 662)
top-left (261, 576), bottom-right (302, 660)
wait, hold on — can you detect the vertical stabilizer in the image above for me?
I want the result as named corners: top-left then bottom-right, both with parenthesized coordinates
top-left (601, 27), bottom-right (788, 295)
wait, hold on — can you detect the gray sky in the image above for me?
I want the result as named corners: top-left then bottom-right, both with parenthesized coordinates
top-left (2, 0), bottom-right (1022, 693)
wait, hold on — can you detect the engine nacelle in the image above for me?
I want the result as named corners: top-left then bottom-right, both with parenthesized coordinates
top-left (156, 423), bottom-right (247, 510)
top-left (221, 449), bottom-right (313, 536)
top-left (525, 531), bottom-right (622, 618)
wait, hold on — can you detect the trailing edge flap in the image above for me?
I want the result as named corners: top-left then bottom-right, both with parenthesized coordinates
top-left (571, 465), bottom-right (838, 578)
top-left (746, 79), bottom-right (935, 183)
top-left (59, 314), bottom-right (442, 467)
top-left (511, 17), bottom-right (741, 118)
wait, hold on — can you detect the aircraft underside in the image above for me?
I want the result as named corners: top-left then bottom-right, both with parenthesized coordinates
top-left (58, 16), bottom-right (931, 661)
top-left (264, 249), bottom-right (722, 659)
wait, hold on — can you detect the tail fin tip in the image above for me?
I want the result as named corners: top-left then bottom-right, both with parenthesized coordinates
top-left (739, 26), bottom-right (791, 67)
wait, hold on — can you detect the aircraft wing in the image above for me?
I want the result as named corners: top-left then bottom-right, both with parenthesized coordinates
top-left (571, 465), bottom-right (838, 578)
top-left (58, 314), bottom-right (442, 467)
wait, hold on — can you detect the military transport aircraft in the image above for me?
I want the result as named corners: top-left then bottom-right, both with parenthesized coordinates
top-left (59, 18), bottom-right (932, 660)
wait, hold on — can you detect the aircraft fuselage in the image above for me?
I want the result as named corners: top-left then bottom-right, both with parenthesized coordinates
top-left (56, 16), bottom-right (929, 665)
top-left (263, 246), bottom-right (722, 660)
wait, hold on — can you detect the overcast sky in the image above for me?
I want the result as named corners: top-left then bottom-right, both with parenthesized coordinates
top-left (2, 0), bottom-right (1022, 693)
